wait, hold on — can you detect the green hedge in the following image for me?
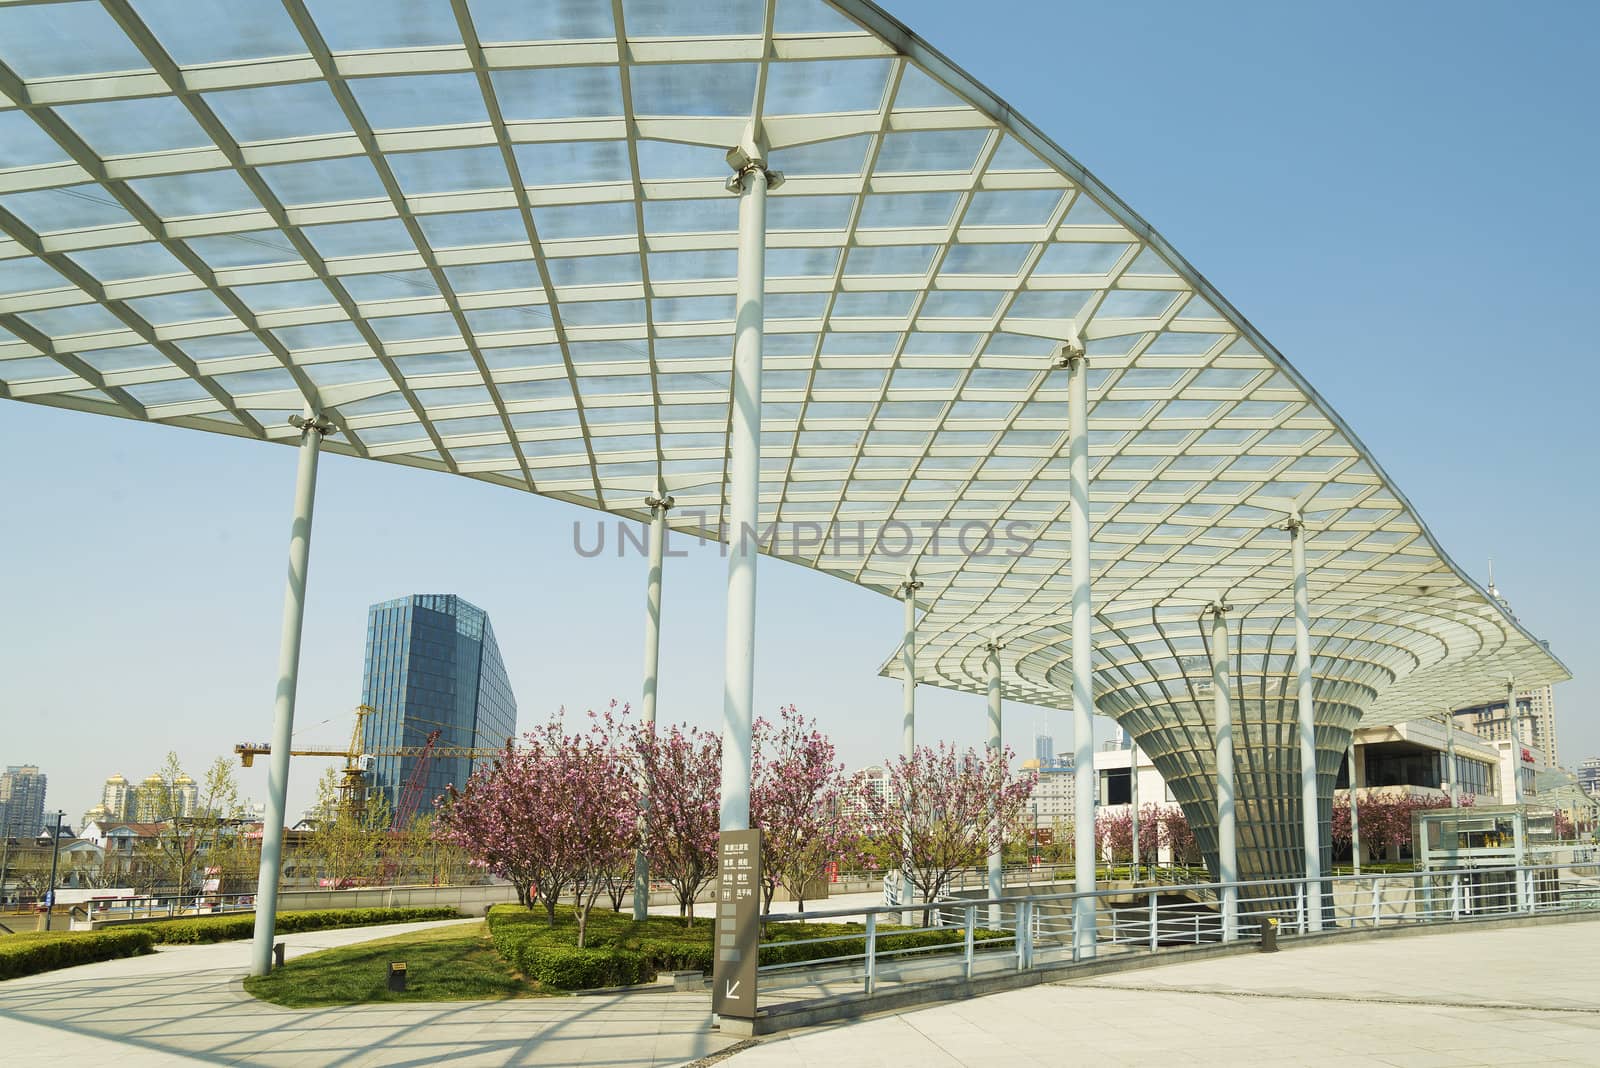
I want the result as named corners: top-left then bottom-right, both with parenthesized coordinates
top-left (134, 906), bottom-right (462, 945)
top-left (484, 905), bottom-right (995, 991)
top-left (514, 945), bottom-right (649, 989)
top-left (0, 929), bottom-right (155, 981)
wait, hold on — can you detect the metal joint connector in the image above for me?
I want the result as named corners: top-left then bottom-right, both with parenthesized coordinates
top-left (724, 146), bottom-right (785, 194)
top-left (645, 494), bottom-right (675, 515)
top-left (288, 413), bottom-right (338, 437)
top-left (900, 579), bottom-right (924, 598)
top-left (1052, 340), bottom-right (1087, 368)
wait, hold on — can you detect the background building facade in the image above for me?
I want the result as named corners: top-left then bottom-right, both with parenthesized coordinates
top-left (1033, 732), bottom-right (1055, 765)
top-left (0, 765), bottom-right (47, 838)
top-left (360, 594), bottom-right (518, 818)
top-left (100, 774), bottom-right (130, 820)
top-left (1578, 758), bottom-right (1600, 797)
top-left (1453, 685), bottom-right (1559, 766)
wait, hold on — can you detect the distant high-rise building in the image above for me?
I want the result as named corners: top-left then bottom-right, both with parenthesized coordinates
top-left (360, 594), bottom-right (518, 818)
top-left (0, 765), bottom-right (48, 838)
top-left (1454, 684), bottom-right (1560, 766)
top-left (1027, 762), bottom-right (1076, 830)
top-left (1034, 732), bottom-right (1055, 764)
top-left (100, 774), bottom-right (131, 820)
top-left (1578, 758), bottom-right (1600, 797)
top-left (174, 774), bottom-right (198, 818)
top-left (134, 774), bottom-right (167, 822)
top-left (843, 764), bottom-right (893, 833)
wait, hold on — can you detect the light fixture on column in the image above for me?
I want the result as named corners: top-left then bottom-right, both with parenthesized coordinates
top-left (288, 412), bottom-right (340, 437)
top-left (724, 145), bottom-right (785, 193)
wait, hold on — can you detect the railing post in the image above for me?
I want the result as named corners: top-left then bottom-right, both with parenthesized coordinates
top-left (963, 904), bottom-right (975, 981)
top-left (1016, 901), bottom-right (1032, 970)
top-left (1370, 878), bottom-right (1380, 927)
top-left (1296, 883), bottom-right (1306, 934)
top-left (1523, 868), bottom-right (1535, 914)
top-left (1148, 890), bottom-right (1159, 952)
top-left (863, 911), bottom-right (877, 995)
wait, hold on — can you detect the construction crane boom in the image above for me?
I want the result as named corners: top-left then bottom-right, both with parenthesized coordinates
top-left (393, 729), bottom-right (441, 829)
top-left (235, 706), bottom-right (499, 819)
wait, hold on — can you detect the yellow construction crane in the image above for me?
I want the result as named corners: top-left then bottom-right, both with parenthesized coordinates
top-left (234, 705), bottom-right (504, 817)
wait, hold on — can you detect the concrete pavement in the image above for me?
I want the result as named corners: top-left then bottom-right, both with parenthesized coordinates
top-left (0, 919), bottom-right (737, 1066)
top-left (9, 910), bottom-right (1600, 1065)
top-left (726, 918), bottom-right (1600, 1067)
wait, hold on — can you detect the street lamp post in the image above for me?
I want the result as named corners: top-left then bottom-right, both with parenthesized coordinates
top-left (43, 810), bottom-right (64, 931)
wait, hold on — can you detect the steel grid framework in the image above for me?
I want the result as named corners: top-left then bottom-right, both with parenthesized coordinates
top-left (0, 2), bottom-right (1566, 727)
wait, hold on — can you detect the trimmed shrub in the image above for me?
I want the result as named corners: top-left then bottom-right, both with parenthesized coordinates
top-left (515, 945), bottom-right (648, 989)
top-left (636, 938), bottom-right (713, 974)
top-left (0, 929), bottom-right (155, 981)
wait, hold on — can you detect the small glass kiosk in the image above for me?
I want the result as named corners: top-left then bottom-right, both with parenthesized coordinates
top-left (1413, 805), bottom-right (1557, 914)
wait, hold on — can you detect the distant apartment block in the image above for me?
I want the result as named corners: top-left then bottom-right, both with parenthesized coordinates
top-left (0, 765), bottom-right (47, 838)
top-left (1453, 684), bottom-right (1559, 766)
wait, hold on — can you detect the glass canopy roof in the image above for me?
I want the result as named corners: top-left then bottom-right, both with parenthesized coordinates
top-left (0, 0), bottom-right (1566, 725)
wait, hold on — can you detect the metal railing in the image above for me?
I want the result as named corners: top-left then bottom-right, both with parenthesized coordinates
top-left (755, 860), bottom-right (1600, 1004)
top-left (78, 892), bottom-right (258, 925)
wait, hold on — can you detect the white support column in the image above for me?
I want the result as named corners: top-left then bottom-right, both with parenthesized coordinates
top-left (635, 492), bottom-right (672, 921)
top-left (1348, 739), bottom-right (1361, 877)
top-left (1507, 678), bottom-right (1527, 904)
top-left (1444, 709), bottom-right (1460, 808)
top-left (985, 640), bottom-right (1004, 929)
top-left (1129, 740), bottom-right (1141, 884)
top-left (1289, 515), bottom-right (1322, 933)
top-left (717, 144), bottom-right (776, 834)
top-left (250, 410), bottom-right (334, 977)
top-left (1060, 340), bottom-right (1097, 958)
top-left (1507, 678), bottom-right (1522, 804)
top-left (1210, 602), bottom-right (1238, 942)
top-left (899, 575), bottom-right (921, 910)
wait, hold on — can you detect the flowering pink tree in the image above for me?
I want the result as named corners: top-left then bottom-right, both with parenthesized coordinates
top-left (1096, 805), bottom-right (1164, 866)
top-left (434, 712), bottom-right (638, 947)
top-left (1331, 792), bottom-right (1472, 862)
top-left (434, 739), bottom-right (563, 914)
top-left (1096, 808), bottom-right (1132, 864)
top-left (1158, 805), bottom-right (1199, 865)
top-left (540, 713), bottom-right (639, 947)
top-left (634, 721), bottom-right (721, 924)
top-left (863, 742), bottom-right (1036, 923)
top-left (751, 705), bottom-right (860, 911)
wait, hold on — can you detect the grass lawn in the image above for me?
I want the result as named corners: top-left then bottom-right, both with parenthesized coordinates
top-left (244, 905), bottom-right (1005, 1006)
top-left (243, 920), bottom-right (540, 1007)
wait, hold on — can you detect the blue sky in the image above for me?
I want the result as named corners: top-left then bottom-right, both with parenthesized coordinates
top-left (2, 0), bottom-right (1595, 821)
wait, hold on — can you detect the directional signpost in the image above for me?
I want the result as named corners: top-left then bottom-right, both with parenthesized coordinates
top-left (712, 829), bottom-right (762, 1020)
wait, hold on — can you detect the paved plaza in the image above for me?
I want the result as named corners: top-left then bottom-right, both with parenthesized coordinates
top-left (5, 916), bottom-right (1600, 1065)
top-left (731, 919), bottom-right (1600, 1067)
top-left (0, 919), bottom-right (737, 1067)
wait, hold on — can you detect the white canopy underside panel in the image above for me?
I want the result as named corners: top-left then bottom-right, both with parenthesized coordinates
top-left (0, 0), bottom-right (1566, 723)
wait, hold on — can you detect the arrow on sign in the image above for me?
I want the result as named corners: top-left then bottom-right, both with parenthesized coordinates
top-left (724, 980), bottom-right (741, 999)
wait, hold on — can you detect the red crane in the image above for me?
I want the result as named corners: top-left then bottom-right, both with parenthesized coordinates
top-left (392, 729), bottom-right (442, 829)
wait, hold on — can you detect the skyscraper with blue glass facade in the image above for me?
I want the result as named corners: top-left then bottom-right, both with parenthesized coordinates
top-left (360, 594), bottom-right (517, 818)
